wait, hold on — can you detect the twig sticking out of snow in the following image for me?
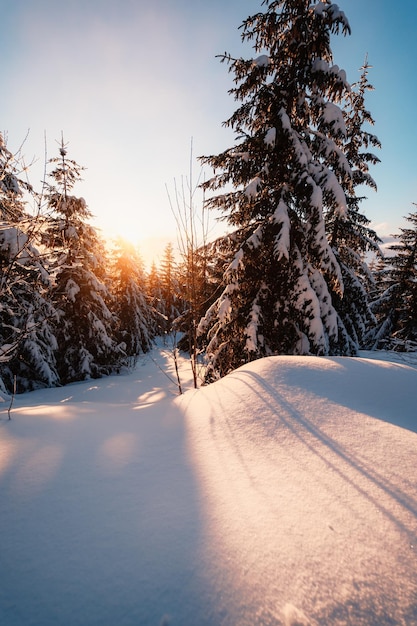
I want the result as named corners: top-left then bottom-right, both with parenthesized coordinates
top-left (7, 375), bottom-right (16, 420)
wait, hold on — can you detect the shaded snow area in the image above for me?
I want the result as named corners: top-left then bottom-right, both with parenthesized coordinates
top-left (1, 347), bottom-right (417, 625)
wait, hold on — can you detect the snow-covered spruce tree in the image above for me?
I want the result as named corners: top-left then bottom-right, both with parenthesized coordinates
top-left (159, 242), bottom-right (182, 333)
top-left (0, 265), bottom-right (59, 394)
top-left (110, 238), bottom-right (153, 365)
top-left (327, 60), bottom-right (382, 349)
top-left (147, 260), bottom-right (165, 336)
top-left (0, 133), bottom-right (59, 393)
top-left (198, 0), bottom-right (361, 379)
top-left (44, 139), bottom-right (123, 384)
top-left (366, 210), bottom-right (417, 352)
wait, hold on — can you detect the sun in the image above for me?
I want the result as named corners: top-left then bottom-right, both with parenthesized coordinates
top-left (102, 226), bottom-right (175, 270)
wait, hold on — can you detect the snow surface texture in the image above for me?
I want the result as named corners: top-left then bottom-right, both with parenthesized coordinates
top-left (0, 346), bottom-right (416, 625)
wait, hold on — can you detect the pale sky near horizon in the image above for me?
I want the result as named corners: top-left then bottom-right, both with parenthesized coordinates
top-left (2, 0), bottom-right (416, 266)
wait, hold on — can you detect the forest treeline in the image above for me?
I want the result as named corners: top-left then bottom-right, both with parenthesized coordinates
top-left (1, 0), bottom-right (417, 394)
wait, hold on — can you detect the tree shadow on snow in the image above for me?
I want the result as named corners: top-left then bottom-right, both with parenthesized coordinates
top-left (227, 367), bottom-right (417, 544)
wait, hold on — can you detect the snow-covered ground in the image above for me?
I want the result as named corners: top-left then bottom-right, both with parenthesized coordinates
top-left (1, 346), bottom-right (416, 625)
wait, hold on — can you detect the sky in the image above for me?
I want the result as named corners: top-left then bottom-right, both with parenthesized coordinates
top-left (2, 0), bottom-right (417, 266)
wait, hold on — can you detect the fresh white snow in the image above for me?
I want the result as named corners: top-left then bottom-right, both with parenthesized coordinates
top-left (244, 176), bottom-right (262, 199)
top-left (252, 55), bottom-right (270, 68)
top-left (1, 346), bottom-right (416, 625)
top-left (264, 127), bottom-right (276, 147)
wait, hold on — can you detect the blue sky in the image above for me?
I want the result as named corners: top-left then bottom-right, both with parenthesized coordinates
top-left (2, 0), bottom-right (416, 264)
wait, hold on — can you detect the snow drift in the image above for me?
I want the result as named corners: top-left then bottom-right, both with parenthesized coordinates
top-left (0, 350), bottom-right (416, 625)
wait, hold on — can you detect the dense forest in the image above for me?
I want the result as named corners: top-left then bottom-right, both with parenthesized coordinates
top-left (1, 0), bottom-right (416, 395)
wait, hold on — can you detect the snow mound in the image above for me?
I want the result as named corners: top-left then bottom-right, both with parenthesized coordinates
top-left (182, 355), bottom-right (417, 624)
top-left (1, 350), bottom-right (416, 625)
top-left (209, 354), bottom-right (417, 432)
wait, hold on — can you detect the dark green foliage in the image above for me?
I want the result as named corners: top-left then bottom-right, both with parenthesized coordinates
top-left (197, 0), bottom-right (378, 378)
top-left (44, 140), bottom-right (123, 383)
top-left (327, 61), bottom-right (382, 349)
top-left (367, 210), bottom-right (417, 351)
top-left (160, 242), bottom-right (182, 332)
top-left (0, 134), bottom-right (59, 393)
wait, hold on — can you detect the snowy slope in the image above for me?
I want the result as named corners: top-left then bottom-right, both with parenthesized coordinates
top-left (182, 356), bottom-right (417, 625)
top-left (0, 349), bottom-right (416, 625)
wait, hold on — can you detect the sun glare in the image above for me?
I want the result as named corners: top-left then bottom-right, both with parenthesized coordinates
top-left (104, 227), bottom-right (175, 269)
top-left (106, 226), bottom-right (140, 248)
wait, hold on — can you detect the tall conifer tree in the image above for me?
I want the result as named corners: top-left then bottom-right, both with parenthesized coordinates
top-left (44, 139), bottom-right (122, 383)
top-left (327, 60), bottom-right (382, 349)
top-left (159, 242), bottom-right (182, 332)
top-left (0, 133), bottom-right (59, 393)
top-left (367, 210), bottom-right (417, 351)
top-left (198, 0), bottom-right (375, 379)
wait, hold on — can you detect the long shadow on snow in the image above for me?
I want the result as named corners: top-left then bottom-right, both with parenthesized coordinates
top-left (0, 388), bottom-right (212, 625)
top-left (278, 356), bottom-right (417, 434)
top-left (225, 367), bottom-right (417, 545)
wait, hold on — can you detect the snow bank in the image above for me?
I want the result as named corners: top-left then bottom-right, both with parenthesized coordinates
top-left (1, 350), bottom-right (416, 625)
top-left (181, 355), bottom-right (417, 625)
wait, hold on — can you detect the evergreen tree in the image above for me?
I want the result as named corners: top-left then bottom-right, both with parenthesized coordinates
top-left (110, 238), bottom-right (153, 365)
top-left (198, 0), bottom-right (365, 379)
top-left (0, 133), bottom-right (59, 393)
top-left (44, 139), bottom-right (122, 383)
top-left (176, 235), bottom-right (228, 352)
top-left (367, 210), bottom-right (417, 351)
top-left (159, 242), bottom-right (182, 332)
top-left (0, 133), bottom-right (28, 222)
top-left (147, 260), bottom-right (165, 336)
top-left (327, 60), bottom-right (382, 349)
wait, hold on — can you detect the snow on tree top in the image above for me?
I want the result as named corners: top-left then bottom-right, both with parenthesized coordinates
top-left (230, 150), bottom-right (250, 162)
top-left (218, 296), bottom-right (232, 324)
top-left (252, 55), bottom-right (270, 68)
top-left (321, 102), bottom-right (347, 136)
top-left (264, 128), bottom-right (276, 147)
top-left (305, 175), bottom-right (323, 210)
top-left (65, 278), bottom-right (81, 302)
top-left (229, 248), bottom-right (244, 272)
top-left (278, 108), bottom-right (292, 133)
top-left (244, 176), bottom-right (262, 199)
top-left (311, 59), bottom-right (349, 89)
top-left (272, 200), bottom-right (290, 261)
top-left (245, 302), bottom-right (261, 353)
top-left (324, 169), bottom-right (348, 217)
top-left (311, 2), bottom-right (351, 32)
top-left (312, 58), bottom-right (330, 73)
top-left (327, 4), bottom-right (350, 28)
top-left (311, 1), bottom-right (328, 17)
top-left (0, 225), bottom-right (30, 262)
top-left (246, 224), bottom-right (263, 250)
